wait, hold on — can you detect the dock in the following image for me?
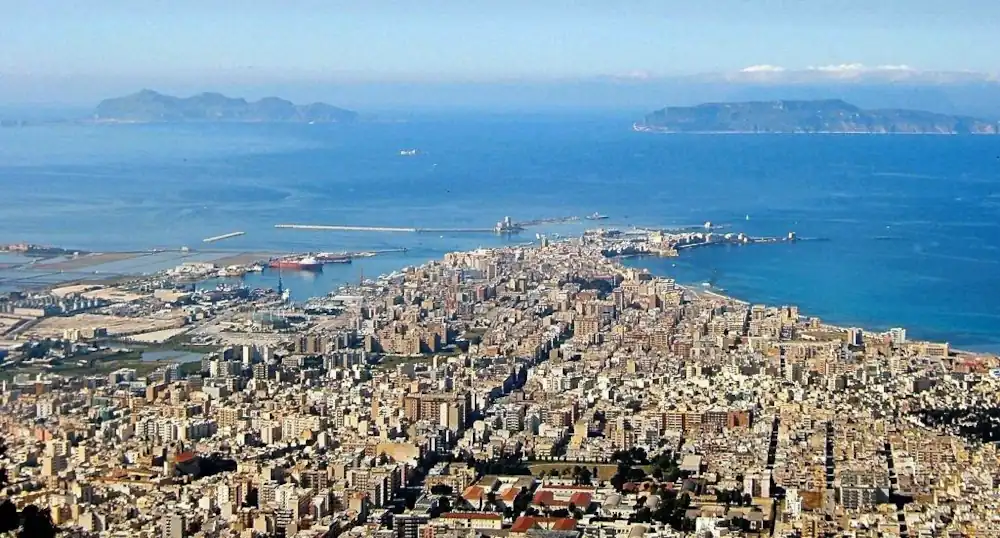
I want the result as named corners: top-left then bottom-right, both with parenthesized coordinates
top-left (202, 231), bottom-right (245, 243)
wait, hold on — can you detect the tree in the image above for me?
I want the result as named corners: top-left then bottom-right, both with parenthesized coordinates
top-left (610, 462), bottom-right (631, 492)
top-left (512, 487), bottom-right (532, 514)
top-left (664, 467), bottom-right (681, 483)
top-left (430, 484), bottom-right (453, 496)
top-left (0, 441), bottom-right (57, 537)
top-left (631, 507), bottom-right (652, 524)
top-left (578, 467), bottom-right (593, 486)
top-left (742, 493), bottom-right (753, 506)
top-left (627, 467), bottom-right (647, 482)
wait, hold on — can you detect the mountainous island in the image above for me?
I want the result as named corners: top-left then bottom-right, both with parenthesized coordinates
top-left (636, 99), bottom-right (999, 134)
top-left (93, 90), bottom-right (358, 123)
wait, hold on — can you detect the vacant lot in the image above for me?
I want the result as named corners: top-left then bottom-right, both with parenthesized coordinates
top-left (31, 313), bottom-right (185, 338)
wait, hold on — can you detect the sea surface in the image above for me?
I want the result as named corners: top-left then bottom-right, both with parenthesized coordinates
top-left (1, 114), bottom-right (999, 350)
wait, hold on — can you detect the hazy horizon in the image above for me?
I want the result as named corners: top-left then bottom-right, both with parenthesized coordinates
top-left (3, 1), bottom-right (1000, 110)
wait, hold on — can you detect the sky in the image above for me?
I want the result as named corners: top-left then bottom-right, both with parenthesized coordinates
top-left (2, 1), bottom-right (1000, 106)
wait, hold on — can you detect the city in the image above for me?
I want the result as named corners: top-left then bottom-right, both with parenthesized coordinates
top-left (2, 231), bottom-right (998, 537)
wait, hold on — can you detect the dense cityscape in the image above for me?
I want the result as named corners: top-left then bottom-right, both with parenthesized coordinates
top-left (2, 230), bottom-right (999, 538)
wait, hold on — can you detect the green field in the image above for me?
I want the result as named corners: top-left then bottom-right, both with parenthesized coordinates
top-left (0, 350), bottom-right (173, 381)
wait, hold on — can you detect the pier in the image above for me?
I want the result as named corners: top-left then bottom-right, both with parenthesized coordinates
top-left (276, 224), bottom-right (418, 233)
top-left (202, 231), bottom-right (245, 243)
top-left (674, 235), bottom-right (827, 250)
top-left (275, 222), bottom-right (523, 234)
top-left (274, 215), bottom-right (594, 235)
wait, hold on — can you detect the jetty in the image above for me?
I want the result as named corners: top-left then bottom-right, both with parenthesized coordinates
top-left (202, 231), bottom-right (245, 243)
top-left (275, 222), bottom-right (522, 234)
top-left (276, 224), bottom-right (418, 233)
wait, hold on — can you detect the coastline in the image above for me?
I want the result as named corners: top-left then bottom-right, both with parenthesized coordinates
top-left (631, 123), bottom-right (991, 135)
top-left (667, 276), bottom-right (989, 356)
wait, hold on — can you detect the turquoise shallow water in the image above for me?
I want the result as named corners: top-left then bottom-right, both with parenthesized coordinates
top-left (1, 114), bottom-right (998, 349)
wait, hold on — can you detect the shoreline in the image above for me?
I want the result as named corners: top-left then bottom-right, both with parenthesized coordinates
top-left (6, 236), bottom-right (997, 356)
top-left (665, 276), bottom-right (993, 356)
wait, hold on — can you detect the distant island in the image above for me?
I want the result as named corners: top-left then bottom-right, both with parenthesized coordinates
top-left (93, 90), bottom-right (358, 123)
top-left (636, 99), bottom-right (999, 134)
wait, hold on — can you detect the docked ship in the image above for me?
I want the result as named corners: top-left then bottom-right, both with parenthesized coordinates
top-left (268, 256), bottom-right (322, 271)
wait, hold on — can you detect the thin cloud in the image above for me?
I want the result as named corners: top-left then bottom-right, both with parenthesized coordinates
top-left (740, 64), bottom-right (786, 73)
top-left (807, 63), bottom-right (915, 73)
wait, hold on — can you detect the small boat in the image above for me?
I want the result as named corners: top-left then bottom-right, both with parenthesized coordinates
top-left (399, 149), bottom-right (418, 156)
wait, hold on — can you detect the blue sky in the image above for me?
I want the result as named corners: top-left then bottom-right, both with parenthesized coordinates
top-left (3, 0), bottom-right (999, 81)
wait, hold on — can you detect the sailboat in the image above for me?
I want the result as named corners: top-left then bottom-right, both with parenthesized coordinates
top-left (745, 214), bottom-right (750, 221)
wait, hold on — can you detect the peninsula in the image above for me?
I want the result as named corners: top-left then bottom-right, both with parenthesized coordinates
top-left (93, 90), bottom-right (358, 123)
top-left (636, 99), bottom-right (999, 134)
top-left (1, 233), bottom-right (996, 538)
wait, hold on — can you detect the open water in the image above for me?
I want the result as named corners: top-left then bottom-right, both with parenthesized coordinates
top-left (1, 113), bottom-right (999, 349)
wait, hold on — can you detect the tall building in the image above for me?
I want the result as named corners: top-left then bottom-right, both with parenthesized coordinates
top-left (888, 327), bottom-right (907, 344)
top-left (847, 328), bottom-right (864, 347)
top-left (393, 513), bottom-right (430, 538)
top-left (161, 514), bottom-right (184, 538)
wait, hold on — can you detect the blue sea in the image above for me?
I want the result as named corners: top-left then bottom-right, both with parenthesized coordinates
top-left (1, 113), bottom-right (999, 350)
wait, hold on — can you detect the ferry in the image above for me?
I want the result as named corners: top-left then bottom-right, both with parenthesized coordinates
top-left (585, 212), bottom-right (609, 220)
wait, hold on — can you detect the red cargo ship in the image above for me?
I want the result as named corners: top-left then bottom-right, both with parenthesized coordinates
top-left (268, 256), bottom-right (322, 271)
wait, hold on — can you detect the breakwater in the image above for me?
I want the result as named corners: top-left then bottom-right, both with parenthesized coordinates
top-left (202, 231), bottom-right (245, 243)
